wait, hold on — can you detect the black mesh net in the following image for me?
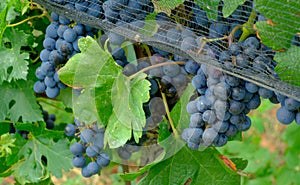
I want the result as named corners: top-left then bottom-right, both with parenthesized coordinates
top-left (34, 0), bottom-right (300, 101)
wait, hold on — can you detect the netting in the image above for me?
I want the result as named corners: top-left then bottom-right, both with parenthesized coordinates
top-left (34, 0), bottom-right (300, 101)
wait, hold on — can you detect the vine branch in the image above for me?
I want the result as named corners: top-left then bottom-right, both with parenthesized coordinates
top-left (128, 61), bottom-right (185, 80)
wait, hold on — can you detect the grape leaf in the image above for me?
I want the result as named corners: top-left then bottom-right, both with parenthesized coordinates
top-left (106, 73), bottom-right (150, 148)
top-left (274, 46), bottom-right (300, 86)
top-left (255, 0), bottom-right (300, 50)
top-left (0, 133), bottom-right (16, 157)
top-left (0, 80), bottom-right (43, 123)
top-left (222, 0), bottom-right (246, 17)
top-left (12, 130), bottom-right (72, 184)
top-left (194, 0), bottom-right (220, 20)
top-left (58, 36), bottom-right (122, 125)
top-left (0, 28), bottom-right (29, 83)
top-left (137, 147), bottom-right (240, 185)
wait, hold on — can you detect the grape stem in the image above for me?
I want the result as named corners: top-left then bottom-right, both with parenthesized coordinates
top-left (121, 161), bottom-right (131, 185)
top-left (159, 83), bottom-right (180, 139)
top-left (141, 43), bottom-right (154, 64)
top-left (128, 61), bottom-right (185, 80)
top-left (197, 36), bottom-right (228, 54)
top-left (228, 25), bottom-right (243, 44)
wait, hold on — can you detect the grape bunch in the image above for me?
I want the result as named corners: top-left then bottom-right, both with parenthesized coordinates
top-left (65, 120), bottom-right (110, 178)
top-left (34, 3), bottom-right (100, 98)
top-left (42, 110), bottom-right (56, 129)
top-left (182, 35), bottom-right (300, 149)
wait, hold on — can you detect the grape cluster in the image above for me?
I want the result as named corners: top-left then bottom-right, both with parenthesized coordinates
top-left (34, 4), bottom-right (99, 98)
top-left (42, 110), bottom-right (56, 129)
top-left (182, 34), bottom-right (300, 149)
top-left (65, 120), bottom-right (110, 178)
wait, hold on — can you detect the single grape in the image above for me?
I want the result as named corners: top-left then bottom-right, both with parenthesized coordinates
top-left (186, 100), bottom-right (198, 114)
top-left (43, 37), bottom-right (56, 50)
top-left (44, 76), bottom-right (56, 88)
top-left (34, 81), bottom-right (46, 93)
top-left (63, 28), bottom-right (77, 42)
top-left (92, 132), bottom-right (104, 150)
top-left (225, 124), bottom-right (237, 137)
top-left (214, 134), bottom-right (228, 147)
top-left (96, 153), bottom-right (111, 167)
top-left (189, 113), bottom-right (204, 128)
top-left (231, 87), bottom-right (246, 101)
top-left (80, 128), bottom-right (94, 143)
top-left (46, 22), bottom-right (58, 39)
top-left (202, 128), bottom-right (218, 146)
top-left (229, 100), bottom-right (245, 115)
top-left (284, 98), bottom-right (300, 111)
top-left (276, 106), bottom-right (295, 125)
top-left (118, 147), bottom-right (131, 160)
top-left (70, 142), bottom-right (84, 156)
top-left (81, 166), bottom-right (92, 178)
top-left (108, 32), bottom-right (125, 45)
top-left (72, 155), bottom-right (86, 168)
top-left (212, 121), bottom-right (229, 133)
top-left (45, 86), bottom-right (60, 98)
top-left (184, 59), bottom-right (200, 74)
top-left (192, 75), bottom-right (206, 89)
top-left (202, 110), bottom-right (216, 124)
top-left (162, 61), bottom-right (180, 77)
top-left (86, 145), bottom-right (100, 158)
top-left (258, 87), bottom-right (274, 99)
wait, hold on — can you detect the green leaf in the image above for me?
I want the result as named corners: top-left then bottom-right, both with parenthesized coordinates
top-left (13, 137), bottom-right (72, 184)
top-left (281, 123), bottom-right (300, 148)
top-left (0, 133), bottom-right (16, 157)
top-left (58, 36), bottom-right (122, 125)
top-left (0, 80), bottom-right (43, 123)
top-left (0, 122), bottom-right (11, 135)
top-left (158, 122), bottom-right (171, 142)
top-left (0, 0), bottom-right (30, 41)
top-left (222, 0), bottom-right (246, 17)
top-left (137, 147), bottom-right (240, 185)
top-left (255, 0), bottom-right (300, 50)
top-left (158, 84), bottom-right (195, 158)
top-left (121, 41), bottom-right (137, 65)
top-left (106, 73), bottom-right (150, 148)
top-left (0, 28), bottom-right (29, 83)
top-left (171, 83), bottom-right (195, 129)
top-left (255, 21), bottom-right (295, 50)
top-left (274, 46), bottom-right (300, 86)
top-left (194, 0), bottom-right (220, 20)
top-left (230, 158), bottom-right (248, 170)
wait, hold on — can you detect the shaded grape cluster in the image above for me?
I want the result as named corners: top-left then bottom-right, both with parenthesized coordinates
top-left (9, 110), bottom-right (56, 139)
